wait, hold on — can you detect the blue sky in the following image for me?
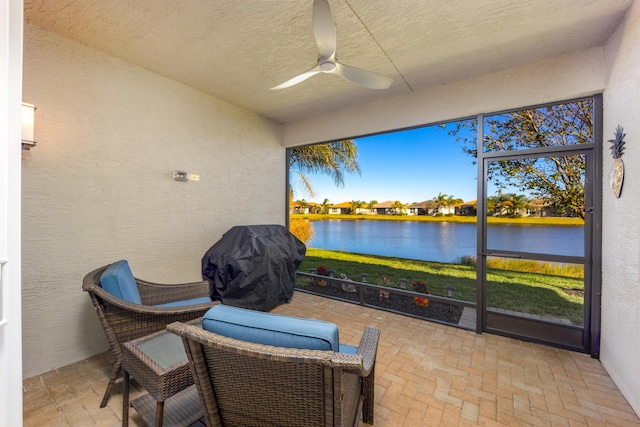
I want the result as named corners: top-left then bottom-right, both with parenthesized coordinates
top-left (290, 123), bottom-right (481, 205)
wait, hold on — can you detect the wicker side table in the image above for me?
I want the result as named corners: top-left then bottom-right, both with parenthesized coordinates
top-left (122, 322), bottom-right (203, 427)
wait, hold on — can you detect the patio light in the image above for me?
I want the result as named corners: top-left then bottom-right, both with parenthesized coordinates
top-left (21, 103), bottom-right (36, 150)
top-left (445, 285), bottom-right (456, 298)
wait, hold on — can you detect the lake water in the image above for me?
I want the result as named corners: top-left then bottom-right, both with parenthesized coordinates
top-left (307, 220), bottom-right (583, 263)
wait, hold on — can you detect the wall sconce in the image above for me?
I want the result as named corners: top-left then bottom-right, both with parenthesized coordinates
top-left (173, 171), bottom-right (189, 181)
top-left (173, 171), bottom-right (201, 182)
top-left (21, 103), bottom-right (36, 150)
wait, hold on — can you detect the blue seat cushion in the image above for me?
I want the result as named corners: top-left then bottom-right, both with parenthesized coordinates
top-left (339, 344), bottom-right (358, 354)
top-left (202, 305), bottom-right (341, 352)
top-left (158, 296), bottom-right (212, 307)
top-left (99, 260), bottom-right (142, 304)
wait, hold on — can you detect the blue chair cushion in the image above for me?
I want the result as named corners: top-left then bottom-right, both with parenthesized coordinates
top-left (158, 296), bottom-right (212, 307)
top-left (99, 260), bottom-right (142, 304)
top-left (339, 344), bottom-right (358, 354)
top-left (202, 305), bottom-right (341, 352)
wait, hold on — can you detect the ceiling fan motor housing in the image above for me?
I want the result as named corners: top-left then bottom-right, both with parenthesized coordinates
top-left (320, 61), bottom-right (337, 72)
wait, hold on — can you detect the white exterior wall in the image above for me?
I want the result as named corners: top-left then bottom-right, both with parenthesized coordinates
top-left (601, 1), bottom-right (640, 416)
top-left (21, 25), bottom-right (284, 377)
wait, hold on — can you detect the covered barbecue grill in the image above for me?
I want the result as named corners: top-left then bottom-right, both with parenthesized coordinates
top-left (201, 224), bottom-right (306, 311)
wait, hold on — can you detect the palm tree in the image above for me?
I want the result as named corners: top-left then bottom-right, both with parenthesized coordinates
top-left (505, 193), bottom-right (529, 216)
top-left (433, 192), bottom-right (448, 214)
top-left (320, 198), bottom-right (331, 214)
top-left (444, 195), bottom-right (454, 214)
top-left (391, 200), bottom-right (406, 215)
top-left (350, 200), bottom-right (364, 214)
top-left (486, 195), bottom-right (499, 215)
top-left (444, 195), bottom-right (464, 215)
top-left (488, 191), bottom-right (508, 216)
top-left (490, 192), bottom-right (529, 216)
top-left (289, 140), bottom-right (360, 198)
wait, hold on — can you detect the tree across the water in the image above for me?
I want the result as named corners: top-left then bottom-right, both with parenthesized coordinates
top-left (448, 99), bottom-right (592, 219)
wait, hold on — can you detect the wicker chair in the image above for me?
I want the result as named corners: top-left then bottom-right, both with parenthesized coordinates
top-left (83, 263), bottom-right (218, 407)
top-left (167, 320), bottom-right (381, 426)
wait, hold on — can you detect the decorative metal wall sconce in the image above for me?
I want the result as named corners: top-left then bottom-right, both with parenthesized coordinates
top-left (21, 103), bottom-right (37, 150)
top-left (609, 125), bottom-right (626, 198)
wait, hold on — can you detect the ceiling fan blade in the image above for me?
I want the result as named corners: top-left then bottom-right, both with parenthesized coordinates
top-left (272, 0), bottom-right (392, 91)
top-left (313, 0), bottom-right (337, 58)
top-left (334, 62), bottom-right (393, 89)
top-left (270, 66), bottom-right (321, 90)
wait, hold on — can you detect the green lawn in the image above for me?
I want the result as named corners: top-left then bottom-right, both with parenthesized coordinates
top-left (299, 248), bottom-right (584, 324)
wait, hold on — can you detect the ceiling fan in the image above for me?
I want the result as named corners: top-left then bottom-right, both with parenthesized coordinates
top-left (270, 0), bottom-right (393, 90)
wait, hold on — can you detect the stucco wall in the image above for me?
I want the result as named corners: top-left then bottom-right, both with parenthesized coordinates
top-left (21, 25), bottom-right (284, 377)
top-left (601, 1), bottom-right (640, 416)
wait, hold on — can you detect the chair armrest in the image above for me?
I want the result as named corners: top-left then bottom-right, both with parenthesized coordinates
top-left (90, 284), bottom-right (215, 315)
top-left (89, 284), bottom-right (218, 345)
top-left (356, 327), bottom-right (380, 425)
top-left (83, 265), bottom-right (217, 351)
top-left (356, 327), bottom-right (380, 377)
top-left (136, 279), bottom-right (210, 305)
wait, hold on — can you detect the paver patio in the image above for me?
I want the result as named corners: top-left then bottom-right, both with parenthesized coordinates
top-left (23, 292), bottom-right (640, 426)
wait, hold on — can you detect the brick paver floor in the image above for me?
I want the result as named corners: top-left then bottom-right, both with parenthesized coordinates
top-left (23, 292), bottom-right (640, 426)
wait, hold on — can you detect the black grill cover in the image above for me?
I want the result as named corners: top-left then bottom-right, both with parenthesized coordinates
top-left (201, 224), bottom-right (306, 311)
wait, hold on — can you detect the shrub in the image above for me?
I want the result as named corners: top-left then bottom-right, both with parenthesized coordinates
top-left (412, 281), bottom-right (429, 293)
top-left (460, 255), bottom-right (476, 266)
top-left (412, 281), bottom-right (431, 306)
top-left (316, 265), bottom-right (329, 276)
top-left (289, 218), bottom-right (314, 243)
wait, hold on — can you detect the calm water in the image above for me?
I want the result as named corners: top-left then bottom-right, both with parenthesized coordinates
top-left (307, 220), bottom-right (583, 263)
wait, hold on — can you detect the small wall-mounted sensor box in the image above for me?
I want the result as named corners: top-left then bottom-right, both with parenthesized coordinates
top-left (173, 171), bottom-right (189, 181)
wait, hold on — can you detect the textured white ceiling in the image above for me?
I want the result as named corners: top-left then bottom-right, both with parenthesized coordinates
top-left (24, 0), bottom-right (633, 123)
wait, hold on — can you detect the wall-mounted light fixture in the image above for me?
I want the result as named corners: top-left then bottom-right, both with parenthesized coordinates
top-left (173, 171), bottom-right (189, 181)
top-left (173, 171), bottom-right (201, 182)
top-left (21, 103), bottom-right (36, 150)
